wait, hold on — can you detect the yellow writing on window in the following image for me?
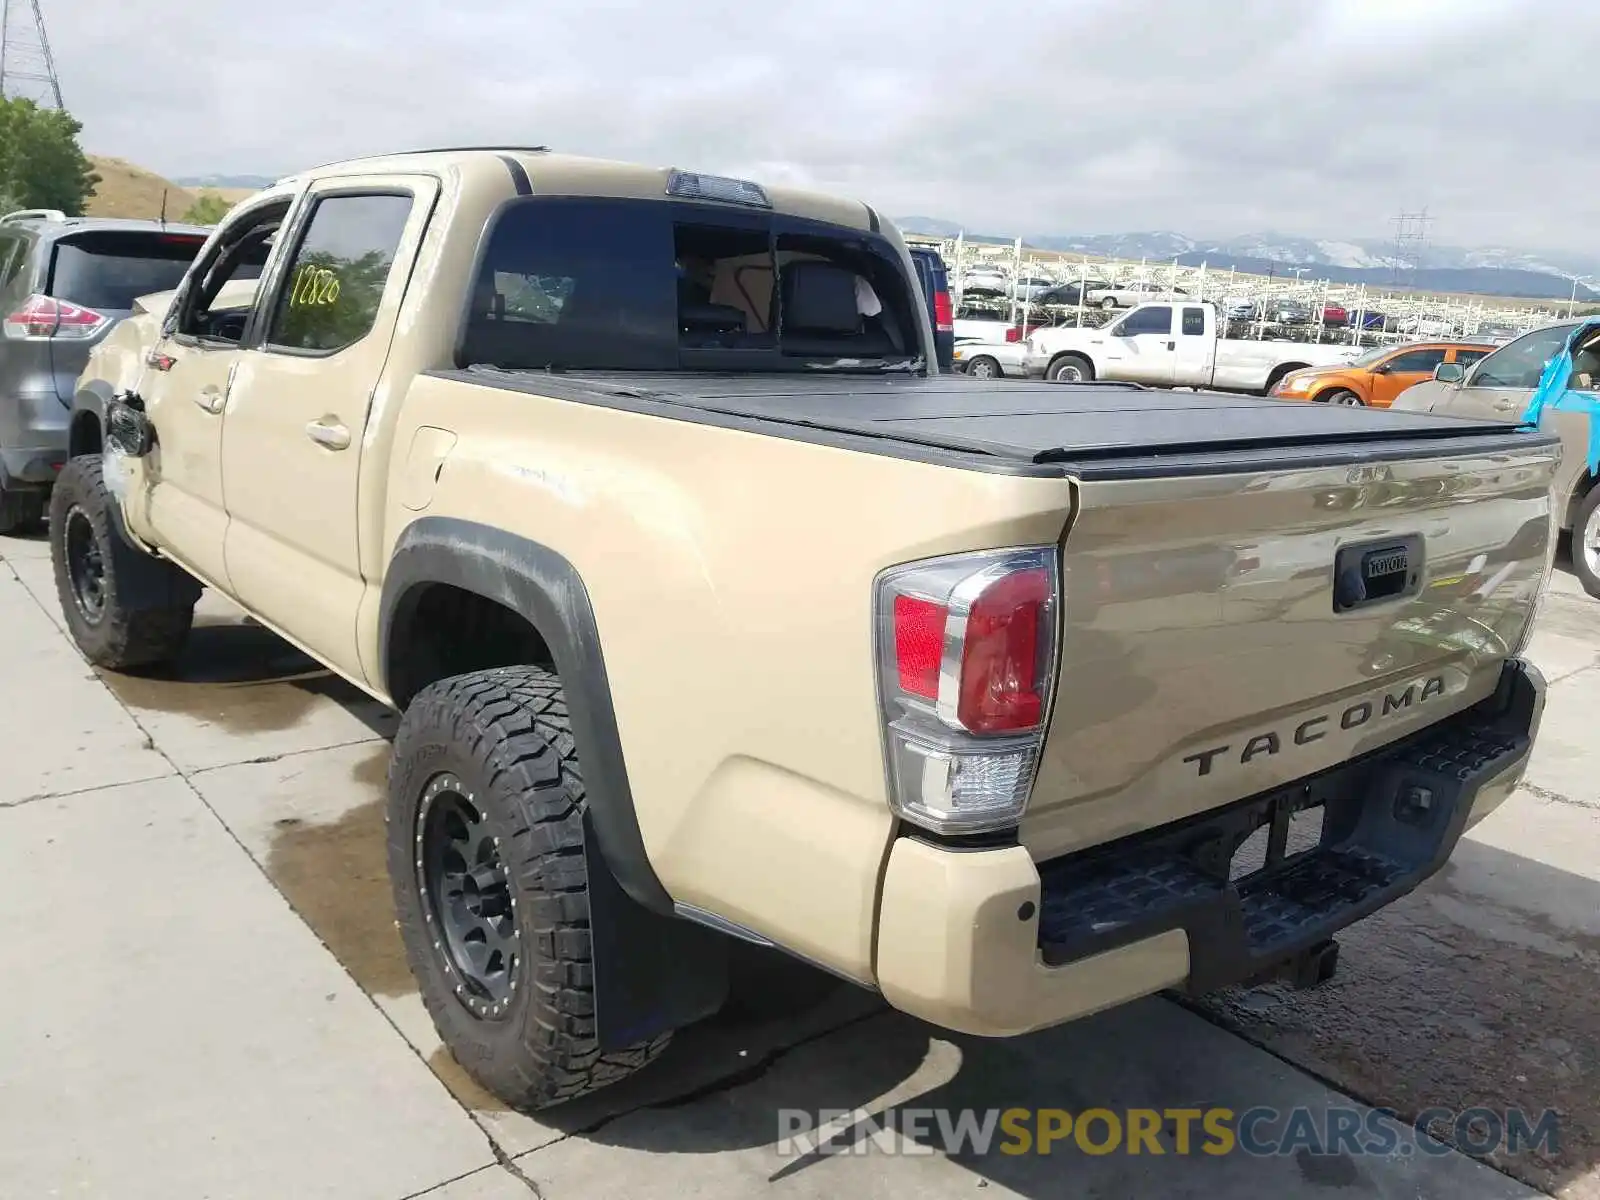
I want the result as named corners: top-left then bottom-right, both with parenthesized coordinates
top-left (290, 264), bottom-right (341, 307)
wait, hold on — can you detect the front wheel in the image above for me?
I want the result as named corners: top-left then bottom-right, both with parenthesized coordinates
top-left (1048, 354), bottom-right (1094, 384)
top-left (966, 355), bottom-right (1001, 380)
top-left (1100, 296), bottom-right (1118, 310)
top-left (388, 665), bottom-right (671, 1110)
top-left (1572, 485), bottom-right (1600, 600)
top-left (1321, 389), bottom-right (1363, 407)
top-left (48, 455), bottom-right (198, 670)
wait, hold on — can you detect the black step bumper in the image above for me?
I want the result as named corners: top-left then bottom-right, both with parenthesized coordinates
top-left (1034, 658), bottom-right (1544, 995)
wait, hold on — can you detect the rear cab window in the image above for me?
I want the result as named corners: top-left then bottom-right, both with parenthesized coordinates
top-left (47, 230), bottom-right (218, 313)
top-left (458, 197), bottom-right (926, 374)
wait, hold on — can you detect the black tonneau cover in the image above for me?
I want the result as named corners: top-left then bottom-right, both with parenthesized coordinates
top-left (437, 370), bottom-right (1558, 479)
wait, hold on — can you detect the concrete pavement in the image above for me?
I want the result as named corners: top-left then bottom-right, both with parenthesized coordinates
top-left (0, 526), bottom-right (1587, 1198)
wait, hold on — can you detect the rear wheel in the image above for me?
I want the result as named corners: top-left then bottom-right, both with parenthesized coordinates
top-left (1048, 353), bottom-right (1094, 384)
top-left (47, 455), bottom-right (198, 669)
top-left (966, 355), bottom-right (1001, 380)
top-left (1321, 389), bottom-right (1363, 407)
top-left (388, 665), bottom-right (671, 1110)
top-left (1572, 485), bottom-right (1600, 600)
top-left (1100, 296), bottom-right (1118, 310)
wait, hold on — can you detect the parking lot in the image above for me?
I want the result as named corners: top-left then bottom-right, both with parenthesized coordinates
top-left (0, 525), bottom-right (1595, 1200)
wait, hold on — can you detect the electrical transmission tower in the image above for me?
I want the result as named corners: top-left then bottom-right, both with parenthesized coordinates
top-left (0, 0), bottom-right (62, 109)
top-left (1388, 208), bottom-right (1433, 288)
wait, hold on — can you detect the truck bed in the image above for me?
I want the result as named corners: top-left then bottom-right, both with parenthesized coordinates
top-left (441, 370), bottom-right (1549, 478)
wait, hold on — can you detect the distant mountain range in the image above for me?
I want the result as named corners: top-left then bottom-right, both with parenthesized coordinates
top-left (173, 174), bottom-right (279, 190)
top-left (896, 218), bottom-right (1599, 302)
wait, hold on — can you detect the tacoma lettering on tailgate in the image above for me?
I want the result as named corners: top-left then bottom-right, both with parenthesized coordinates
top-left (1183, 675), bottom-right (1447, 777)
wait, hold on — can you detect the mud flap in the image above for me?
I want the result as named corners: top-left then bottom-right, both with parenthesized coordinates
top-left (582, 809), bottom-right (729, 1049)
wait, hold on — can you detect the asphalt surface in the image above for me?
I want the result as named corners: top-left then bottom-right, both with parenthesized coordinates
top-left (0, 525), bottom-right (1593, 1199)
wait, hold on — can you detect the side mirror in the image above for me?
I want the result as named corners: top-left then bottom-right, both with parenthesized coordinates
top-left (1433, 362), bottom-right (1466, 384)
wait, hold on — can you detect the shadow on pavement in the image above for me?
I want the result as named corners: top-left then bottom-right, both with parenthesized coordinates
top-left (98, 609), bottom-right (393, 739)
top-left (1195, 831), bottom-right (1599, 1196)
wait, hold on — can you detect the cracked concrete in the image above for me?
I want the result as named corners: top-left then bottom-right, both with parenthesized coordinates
top-left (0, 527), bottom-right (1590, 1198)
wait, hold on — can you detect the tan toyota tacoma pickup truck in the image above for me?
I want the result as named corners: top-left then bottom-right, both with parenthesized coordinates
top-left (51, 147), bottom-right (1557, 1110)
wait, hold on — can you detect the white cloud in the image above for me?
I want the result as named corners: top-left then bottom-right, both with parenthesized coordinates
top-left (51, 0), bottom-right (1586, 250)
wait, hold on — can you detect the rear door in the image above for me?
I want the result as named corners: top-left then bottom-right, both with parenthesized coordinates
top-left (1102, 303), bottom-right (1175, 384)
top-left (1170, 304), bottom-right (1215, 385)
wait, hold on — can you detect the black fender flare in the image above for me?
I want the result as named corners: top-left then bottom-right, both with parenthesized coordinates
top-left (378, 516), bottom-right (673, 917)
top-left (70, 381), bottom-right (114, 457)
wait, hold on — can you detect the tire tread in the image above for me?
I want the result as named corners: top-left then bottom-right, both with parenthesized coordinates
top-left (389, 665), bottom-right (669, 1110)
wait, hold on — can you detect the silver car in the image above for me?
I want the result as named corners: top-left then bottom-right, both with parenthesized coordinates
top-left (0, 210), bottom-right (213, 532)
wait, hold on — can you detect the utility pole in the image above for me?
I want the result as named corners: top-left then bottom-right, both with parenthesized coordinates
top-left (0, 0), bottom-right (63, 109)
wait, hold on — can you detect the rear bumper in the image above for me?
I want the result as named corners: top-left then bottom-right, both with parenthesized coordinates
top-left (874, 657), bottom-right (1544, 1036)
top-left (0, 389), bottom-right (70, 488)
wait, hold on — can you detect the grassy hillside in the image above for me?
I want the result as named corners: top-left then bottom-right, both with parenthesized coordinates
top-left (81, 158), bottom-right (262, 223)
top-left (84, 156), bottom-right (196, 220)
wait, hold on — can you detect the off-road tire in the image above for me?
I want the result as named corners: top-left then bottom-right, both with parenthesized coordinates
top-left (1571, 484), bottom-right (1600, 600)
top-left (1048, 353), bottom-right (1095, 384)
top-left (48, 455), bottom-right (197, 670)
top-left (966, 355), bottom-right (1001, 380)
top-left (0, 486), bottom-right (44, 534)
top-left (387, 665), bottom-right (671, 1110)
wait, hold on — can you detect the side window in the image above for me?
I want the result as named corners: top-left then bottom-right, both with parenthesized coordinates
top-left (1181, 306), bottom-right (1205, 336)
top-left (1569, 337), bottom-right (1600, 392)
top-left (173, 202), bottom-right (286, 342)
top-left (1117, 306), bottom-right (1172, 336)
top-left (0, 234), bottom-right (26, 290)
top-left (1384, 348), bottom-right (1448, 374)
top-left (1453, 348), bottom-right (1490, 367)
top-left (265, 193), bottom-right (413, 355)
top-left (1467, 324), bottom-right (1576, 389)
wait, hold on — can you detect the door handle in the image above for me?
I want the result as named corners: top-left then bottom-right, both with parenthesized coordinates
top-left (194, 386), bottom-right (224, 414)
top-left (305, 418), bottom-right (351, 450)
top-left (1165, 340), bottom-right (1175, 351)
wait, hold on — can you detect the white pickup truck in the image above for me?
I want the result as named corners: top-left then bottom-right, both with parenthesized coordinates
top-left (1024, 300), bottom-right (1358, 392)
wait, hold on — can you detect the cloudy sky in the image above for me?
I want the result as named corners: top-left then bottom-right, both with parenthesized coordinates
top-left (49, 0), bottom-right (1597, 250)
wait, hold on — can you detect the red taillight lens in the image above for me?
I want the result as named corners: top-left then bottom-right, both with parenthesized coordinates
top-left (957, 567), bottom-right (1050, 733)
top-left (1004, 327), bottom-right (1022, 343)
top-left (2, 294), bottom-right (108, 340)
top-left (893, 594), bottom-right (945, 699)
top-left (932, 289), bottom-right (954, 333)
top-left (875, 547), bottom-right (1059, 835)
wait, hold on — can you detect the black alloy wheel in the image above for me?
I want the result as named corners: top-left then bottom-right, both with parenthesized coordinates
top-left (416, 772), bottom-right (521, 1016)
top-left (63, 504), bottom-right (108, 624)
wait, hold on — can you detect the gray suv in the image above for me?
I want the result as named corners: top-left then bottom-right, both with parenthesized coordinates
top-left (0, 209), bottom-right (211, 532)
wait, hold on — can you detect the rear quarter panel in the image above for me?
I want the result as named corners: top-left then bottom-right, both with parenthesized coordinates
top-left (378, 375), bottom-right (1079, 980)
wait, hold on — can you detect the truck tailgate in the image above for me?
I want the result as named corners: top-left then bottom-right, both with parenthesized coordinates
top-left (1022, 436), bottom-right (1559, 862)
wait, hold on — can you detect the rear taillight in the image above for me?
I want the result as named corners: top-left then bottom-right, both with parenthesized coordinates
top-left (1004, 327), bottom-right (1022, 343)
top-left (2, 294), bottom-right (108, 340)
top-left (932, 289), bottom-right (954, 333)
top-left (875, 547), bottom-right (1059, 834)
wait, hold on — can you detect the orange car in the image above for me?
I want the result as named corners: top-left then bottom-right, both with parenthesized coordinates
top-left (1269, 341), bottom-right (1495, 408)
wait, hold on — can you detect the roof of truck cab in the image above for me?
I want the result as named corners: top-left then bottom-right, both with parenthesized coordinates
top-left (275, 148), bottom-right (878, 232)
